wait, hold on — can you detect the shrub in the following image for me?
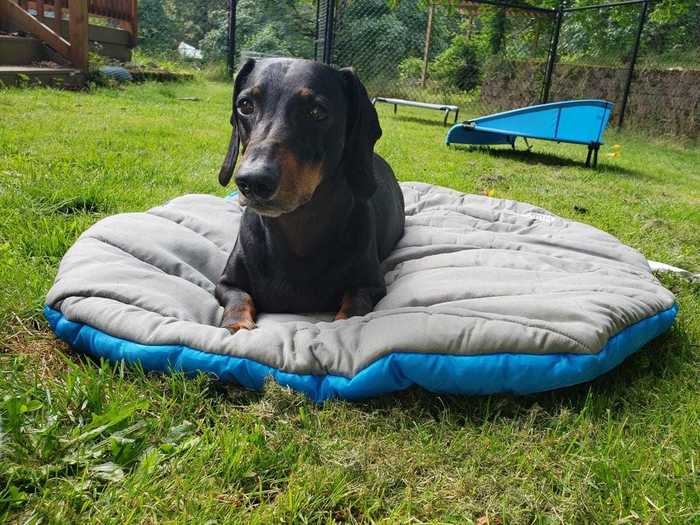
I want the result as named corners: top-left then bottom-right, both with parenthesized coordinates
top-left (198, 9), bottom-right (229, 61)
top-left (398, 57), bottom-right (424, 83)
top-left (431, 36), bottom-right (482, 92)
top-left (137, 0), bottom-right (178, 53)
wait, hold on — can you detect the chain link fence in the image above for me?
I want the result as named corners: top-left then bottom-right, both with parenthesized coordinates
top-left (330, 0), bottom-right (554, 112)
top-left (226, 0), bottom-right (698, 136)
top-left (549, 2), bottom-right (646, 129)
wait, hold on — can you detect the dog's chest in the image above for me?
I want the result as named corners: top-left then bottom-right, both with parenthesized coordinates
top-left (250, 269), bottom-right (344, 313)
top-left (247, 237), bottom-right (353, 312)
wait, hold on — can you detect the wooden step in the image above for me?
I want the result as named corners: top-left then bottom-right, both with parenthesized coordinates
top-left (3, 15), bottom-right (133, 62)
top-left (0, 34), bottom-right (50, 65)
top-left (0, 65), bottom-right (84, 88)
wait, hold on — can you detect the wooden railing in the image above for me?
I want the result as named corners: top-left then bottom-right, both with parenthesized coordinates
top-left (0, 0), bottom-right (137, 70)
top-left (33, 0), bottom-right (138, 40)
top-left (27, 0), bottom-right (137, 43)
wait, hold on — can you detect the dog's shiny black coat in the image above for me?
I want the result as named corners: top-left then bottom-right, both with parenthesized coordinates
top-left (215, 58), bottom-right (404, 328)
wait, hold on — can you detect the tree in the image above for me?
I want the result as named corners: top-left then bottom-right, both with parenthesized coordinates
top-left (138, 0), bottom-right (178, 53)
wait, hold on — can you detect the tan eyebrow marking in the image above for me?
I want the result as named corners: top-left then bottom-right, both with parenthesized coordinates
top-left (250, 86), bottom-right (262, 97)
top-left (298, 87), bottom-right (314, 97)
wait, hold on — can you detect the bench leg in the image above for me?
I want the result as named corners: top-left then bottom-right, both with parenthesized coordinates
top-left (443, 110), bottom-right (449, 127)
top-left (593, 145), bottom-right (599, 168)
top-left (585, 145), bottom-right (593, 168)
top-left (454, 109), bottom-right (459, 124)
top-left (393, 104), bottom-right (397, 115)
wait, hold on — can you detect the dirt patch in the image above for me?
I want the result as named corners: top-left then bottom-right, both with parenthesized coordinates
top-left (1, 327), bottom-right (71, 381)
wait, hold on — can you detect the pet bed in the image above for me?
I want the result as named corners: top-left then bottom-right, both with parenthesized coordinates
top-left (45, 183), bottom-right (677, 401)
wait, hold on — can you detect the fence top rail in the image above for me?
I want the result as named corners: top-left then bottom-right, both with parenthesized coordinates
top-left (456, 0), bottom-right (556, 15)
top-left (563, 0), bottom-right (647, 13)
top-left (454, 0), bottom-right (648, 15)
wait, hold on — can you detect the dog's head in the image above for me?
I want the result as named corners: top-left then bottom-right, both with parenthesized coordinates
top-left (218, 58), bottom-right (381, 217)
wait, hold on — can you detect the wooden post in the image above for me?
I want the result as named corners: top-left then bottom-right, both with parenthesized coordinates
top-left (36, 0), bottom-right (44, 18)
top-left (420, 1), bottom-right (433, 88)
top-left (52, 0), bottom-right (63, 34)
top-left (69, 0), bottom-right (88, 71)
top-left (130, 0), bottom-right (138, 46)
top-left (0, 0), bottom-right (7, 28)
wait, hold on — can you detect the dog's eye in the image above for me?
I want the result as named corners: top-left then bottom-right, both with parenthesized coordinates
top-left (237, 98), bottom-right (255, 116)
top-left (308, 105), bottom-right (327, 121)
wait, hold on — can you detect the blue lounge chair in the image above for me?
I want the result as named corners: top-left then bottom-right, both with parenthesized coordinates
top-left (445, 99), bottom-right (614, 167)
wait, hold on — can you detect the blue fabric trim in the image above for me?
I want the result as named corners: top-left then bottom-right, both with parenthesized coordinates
top-left (44, 304), bottom-right (678, 402)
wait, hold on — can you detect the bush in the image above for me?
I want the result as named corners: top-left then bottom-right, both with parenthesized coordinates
top-left (431, 36), bottom-right (481, 92)
top-left (398, 57), bottom-right (424, 83)
top-left (198, 10), bottom-right (228, 61)
top-left (137, 0), bottom-right (178, 53)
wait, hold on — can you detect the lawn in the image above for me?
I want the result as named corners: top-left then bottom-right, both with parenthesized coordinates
top-left (1, 80), bottom-right (699, 524)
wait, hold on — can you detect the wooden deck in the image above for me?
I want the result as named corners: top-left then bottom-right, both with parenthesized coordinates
top-left (0, 0), bottom-right (137, 74)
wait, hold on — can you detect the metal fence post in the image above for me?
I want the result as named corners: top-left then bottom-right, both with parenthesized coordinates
top-left (542, 2), bottom-right (563, 103)
top-left (617, 0), bottom-right (648, 130)
top-left (227, 0), bottom-right (237, 78)
top-left (314, 0), bottom-right (321, 61)
top-left (322, 0), bottom-right (336, 65)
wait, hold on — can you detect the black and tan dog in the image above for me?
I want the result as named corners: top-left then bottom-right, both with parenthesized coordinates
top-left (216, 58), bottom-right (404, 332)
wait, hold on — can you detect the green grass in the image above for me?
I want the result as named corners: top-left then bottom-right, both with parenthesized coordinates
top-left (1, 80), bottom-right (699, 524)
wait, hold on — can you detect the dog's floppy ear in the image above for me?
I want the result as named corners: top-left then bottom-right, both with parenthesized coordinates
top-left (339, 67), bottom-right (381, 199)
top-left (218, 59), bottom-right (256, 187)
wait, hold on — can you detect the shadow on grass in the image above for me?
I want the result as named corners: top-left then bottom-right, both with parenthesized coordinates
top-left (449, 145), bottom-right (646, 178)
top-left (381, 114), bottom-right (649, 179)
top-left (388, 114), bottom-right (456, 128)
top-left (355, 323), bottom-right (694, 426)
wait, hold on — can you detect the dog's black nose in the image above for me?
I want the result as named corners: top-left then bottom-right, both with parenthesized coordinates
top-left (235, 166), bottom-right (279, 201)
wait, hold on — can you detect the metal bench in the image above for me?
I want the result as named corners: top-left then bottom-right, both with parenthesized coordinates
top-left (372, 97), bottom-right (460, 126)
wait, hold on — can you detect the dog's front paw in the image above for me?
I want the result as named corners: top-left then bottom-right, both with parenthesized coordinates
top-left (221, 298), bottom-right (257, 333)
top-left (223, 318), bottom-right (257, 333)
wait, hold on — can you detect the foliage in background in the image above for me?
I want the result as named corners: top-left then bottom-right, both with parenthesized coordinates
top-left (488, 7), bottom-right (508, 56)
top-left (136, 0), bottom-right (700, 66)
top-left (137, 0), bottom-right (178, 54)
top-left (431, 36), bottom-right (482, 91)
top-left (132, 0), bottom-right (700, 123)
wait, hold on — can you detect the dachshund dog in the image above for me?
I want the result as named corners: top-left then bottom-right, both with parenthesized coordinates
top-left (216, 58), bottom-right (405, 332)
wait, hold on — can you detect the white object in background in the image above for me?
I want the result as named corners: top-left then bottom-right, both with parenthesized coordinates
top-left (178, 42), bottom-right (203, 60)
top-left (648, 260), bottom-right (698, 281)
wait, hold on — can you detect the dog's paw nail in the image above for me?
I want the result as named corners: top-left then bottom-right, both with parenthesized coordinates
top-left (240, 319), bottom-right (257, 330)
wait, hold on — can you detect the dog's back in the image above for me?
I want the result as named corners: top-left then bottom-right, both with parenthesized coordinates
top-left (370, 154), bottom-right (405, 261)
